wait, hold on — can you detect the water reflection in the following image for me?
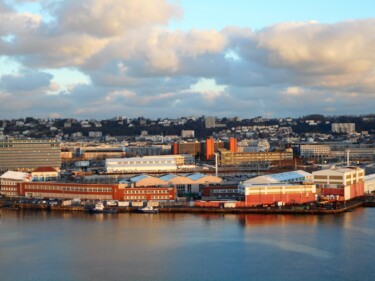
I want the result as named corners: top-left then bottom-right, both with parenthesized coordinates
top-left (1, 209), bottom-right (375, 281)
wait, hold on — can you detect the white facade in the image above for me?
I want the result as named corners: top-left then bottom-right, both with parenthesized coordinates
top-left (312, 167), bottom-right (365, 188)
top-left (205, 117), bottom-right (216, 128)
top-left (181, 130), bottom-right (195, 138)
top-left (300, 144), bottom-right (331, 158)
top-left (106, 156), bottom-right (178, 172)
top-left (238, 182), bottom-right (316, 198)
top-left (331, 123), bottom-right (356, 134)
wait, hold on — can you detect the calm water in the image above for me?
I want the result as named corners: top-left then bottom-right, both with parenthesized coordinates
top-left (1, 208), bottom-right (374, 281)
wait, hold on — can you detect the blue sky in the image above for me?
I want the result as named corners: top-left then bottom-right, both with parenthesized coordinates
top-left (1, 0), bottom-right (375, 119)
top-left (171, 0), bottom-right (375, 30)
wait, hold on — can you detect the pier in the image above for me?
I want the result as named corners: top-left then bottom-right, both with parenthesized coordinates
top-left (1, 195), bottom-right (374, 215)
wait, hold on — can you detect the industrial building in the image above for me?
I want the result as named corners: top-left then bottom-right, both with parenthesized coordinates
top-left (105, 155), bottom-right (195, 173)
top-left (82, 148), bottom-right (124, 160)
top-left (219, 148), bottom-right (293, 166)
top-left (238, 182), bottom-right (316, 206)
top-left (1, 180), bottom-right (177, 202)
top-left (247, 170), bottom-right (313, 184)
top-left (0, 171), bottom-right (31, 197)
top-left (299, 144), bottom-right (331, 158)
top-left (0, 139), bottom-right (61, 172)
top-left (312, 167), bottom-right (365, 200)
top-left (122, 173), bottom-right (223, 196)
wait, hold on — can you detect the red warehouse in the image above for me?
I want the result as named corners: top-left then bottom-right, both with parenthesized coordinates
top-left (239, 182), bottom-right (316, 206)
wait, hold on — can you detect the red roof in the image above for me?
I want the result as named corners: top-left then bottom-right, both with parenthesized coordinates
top-left (32, 167), bottom-right (58, 173)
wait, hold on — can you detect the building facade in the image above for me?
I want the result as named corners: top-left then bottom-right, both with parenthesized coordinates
top-left (31, 167), bottom-right (59, 181)
top-left (219, 149), bottom-right (293, 166)
top-left (0, 139), bottom-right (61, 172)
top-left (238, 182), bottom-right (316, 206)
top-left (4, 181), bottom-right (177, 202)
top-left (202, 185), bottom-right (239, 201)
top-left (106, 156), bottom-right (178, 173)
top-left (0, 171), bottom-right (31, 197)
top-left (312, 167), bottom-right (365, 200)
top-left (299, 144), bottom-right (331, 158)
top-left (331, 123), bottom-right (356, 134)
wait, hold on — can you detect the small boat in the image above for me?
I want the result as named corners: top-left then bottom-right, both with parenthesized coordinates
top-left (135, 205), bottom-right (158, 214)
top-left (88, 202), bottom-right (117, 214)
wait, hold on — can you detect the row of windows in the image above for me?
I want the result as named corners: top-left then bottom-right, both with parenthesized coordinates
top-left (123, 195), bottom-right (170, 200)
top-left (123, 189), bottom-right (169, 194)
top-left (25, 192), bottom-right (112, 200)
top-left (124, 196), bottom-right (147, 199)
top-left (152, 196), bottom-right (170, 199)
top-left (111, 160), bottom-right (175, 165)
top-left (213, 189), bottom-right (238, 194)
top-left (0, 181), bottom-right (18, 185)
top-left (1, 187), bottom-right (17, 191)
top-left (25, 185), bottom-right (112, 192)
top-left (1, 191), bottom-right (17, 196)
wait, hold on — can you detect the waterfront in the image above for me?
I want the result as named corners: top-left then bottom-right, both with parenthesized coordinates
top-left (1, 209), bottom-right (375, 281)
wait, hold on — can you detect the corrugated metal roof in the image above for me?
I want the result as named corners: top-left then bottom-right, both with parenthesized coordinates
top-left (246, 170), bottom-right (312, 184)
top-left (129, 174), bottom-right (151, 182)
top-left (186, 173), bottom-right (205, 181)
top-left (241, 182), bottom-right (310, 188)
top-left (269, 170), bottom-right (312, 182)
top-left (159, 174), bottom-right (178, 181)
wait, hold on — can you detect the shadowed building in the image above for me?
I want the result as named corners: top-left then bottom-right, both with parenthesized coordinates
top-left (0, 139), bottom-right (61, 172)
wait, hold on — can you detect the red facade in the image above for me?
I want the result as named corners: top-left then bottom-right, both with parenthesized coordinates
top-left (229, 138), bottom-right (238, 153)
top-left (206, 138), bottom-right (215, 161)
top-left (14, 182), bottom-right (177, 201)
top-left (349, 182), bottom-right (364, 199)
top-left (172, 143), bottom-right (179, 155)
top-left (245, 193), bottom-right (316, 206)
top-left (118, 187), bottom-right (176, 201)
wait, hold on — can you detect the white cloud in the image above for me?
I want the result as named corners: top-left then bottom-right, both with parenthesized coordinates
top-left (1, 0), bottom-right (375, 118)
top-left (54, 0), bottom-right (181, 37)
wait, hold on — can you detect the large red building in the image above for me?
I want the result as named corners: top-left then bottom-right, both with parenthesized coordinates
top-left (239, 182), bottom-right (316, 206)
top-left (3, 181), bottom-right (177, 202)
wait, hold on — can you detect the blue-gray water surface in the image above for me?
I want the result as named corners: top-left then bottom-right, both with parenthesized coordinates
top-left (0, 208), bottom-right (374, 281)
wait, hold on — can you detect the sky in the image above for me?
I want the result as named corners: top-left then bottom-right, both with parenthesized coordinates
top-left (1, 0), bottom-right (375, 119)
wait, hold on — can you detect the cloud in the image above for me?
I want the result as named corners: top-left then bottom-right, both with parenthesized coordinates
top-left (231, 20), bottom-right (375, 90)
top-left (54, 0), bottom-right (181, 37)
top-left (1, 0), bottom-right (375, 118)
top-left (0, 68), bottom-right (54, 92)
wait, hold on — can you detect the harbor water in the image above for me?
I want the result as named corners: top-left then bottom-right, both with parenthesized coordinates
top-left (1, 208), bottom-right (374, 281)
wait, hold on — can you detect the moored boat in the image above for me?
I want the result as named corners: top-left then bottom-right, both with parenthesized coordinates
top-left (88, 202), bottom-right (118, 214)
top-left (135, 205), bottom-right (158, 214)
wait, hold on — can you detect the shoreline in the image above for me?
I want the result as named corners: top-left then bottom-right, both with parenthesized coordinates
top-left (1, 196), bottom-right (375, 215)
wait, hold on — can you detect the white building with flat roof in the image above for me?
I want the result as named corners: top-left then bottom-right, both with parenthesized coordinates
top-left (332, 123), bottom-right (355, 134)
top-left (106, 156), bottom-right (178, 173)
top-left (300, 144), bottom-right (331, 158)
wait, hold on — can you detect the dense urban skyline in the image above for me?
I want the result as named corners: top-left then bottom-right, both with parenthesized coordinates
top-left (1, 0), bottom-right (375, 119)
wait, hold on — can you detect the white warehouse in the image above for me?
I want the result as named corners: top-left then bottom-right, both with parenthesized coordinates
top-left (106, 155), bottom-right (194, 173)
